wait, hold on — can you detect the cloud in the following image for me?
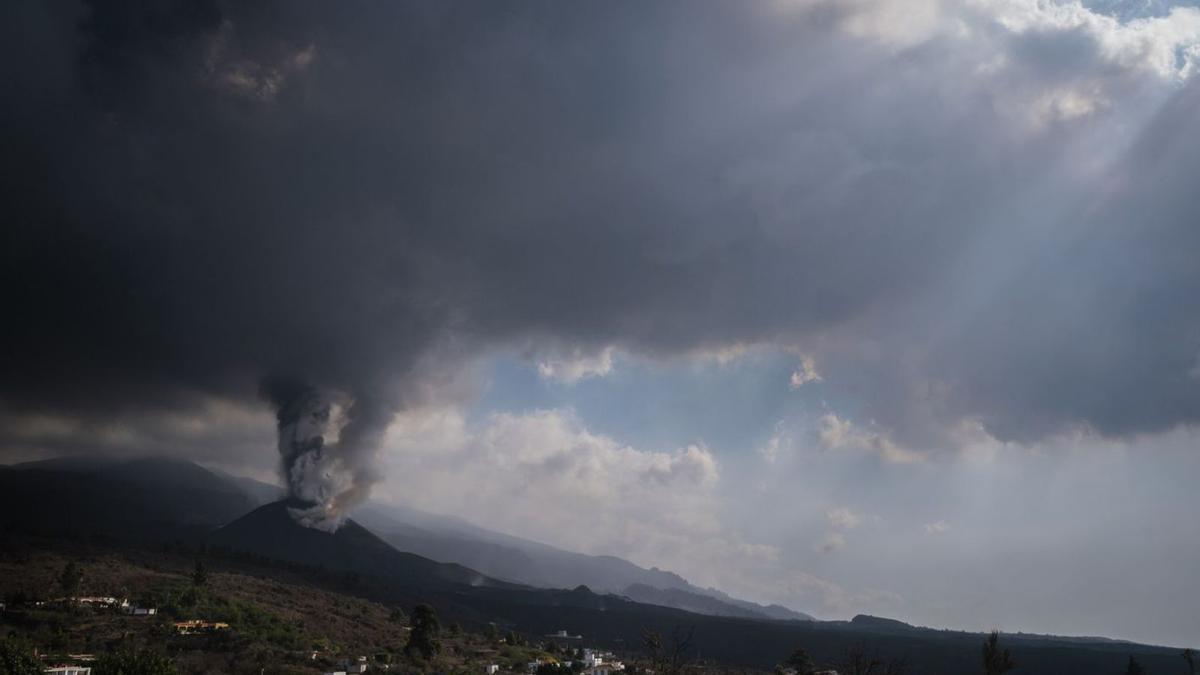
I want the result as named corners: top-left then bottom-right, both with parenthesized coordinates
top-left (818, 414), bottom-right (925, 464)
top-left (788, 356), bottom-right (823, 389)
top-left (817, 532), bottom-right (848, 553)
top-left (925, 520), bottom-right (951, 535)
top-left (827, 507), bottom-right (863, 529)
top-left (5, 0), bottom-right (1200, 469)
top-left (374, 407), bottom-right (730, 569)
top-left (537, 347), bottom-right (616, 383)
top-left (757, 423), bottom-right (792, 464)
top-left (371, 404), bottom-right (902, 615)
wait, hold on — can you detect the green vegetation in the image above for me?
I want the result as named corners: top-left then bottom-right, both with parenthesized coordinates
top-left (136, 583), bottom-right (304, 650)
top-left (405, 603), bottom-right (441, 661)
top-left (59, 561), bottom-right (83, 597)
top-left (780, 647), bottom-right (815, 675)
top-left (94, 648), bottom-right (177, 675)
top-left (0, 637), bottom-right (42, 675)
top-left (190, 560), bottom-right (207, 588)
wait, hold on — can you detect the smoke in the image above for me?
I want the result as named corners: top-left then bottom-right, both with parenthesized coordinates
top-left (264, 379), bottom-right (389, 531)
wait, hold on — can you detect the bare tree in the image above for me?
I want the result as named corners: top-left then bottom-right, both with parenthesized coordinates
top-left (838, 641), bottom-right (908, 675)
top-left (982, 631), bottom-right (1015, 675)
top-left (640, 625), bottom-right (695, 675)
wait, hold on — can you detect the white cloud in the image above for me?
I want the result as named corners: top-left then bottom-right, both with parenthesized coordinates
top-left (817, 532), bottom-right (847, 553)
top-left (925, 520), bottom-right (951, 535)
top-left (774, 0), bottom-right (1200, 80)
top-left (372, 405), bottom-right (901, 617)
top-left (536, 347), bottom-right (615, 383)
top-left (789, 356), bottom-right (823, 389)
top-left (983, 0), bottom-right (1200, 79)
top-left (757, 422), bottom-right (793, 464)
top-left (818, 413), bottom-right (926, 464)
top-left (375, 407), bottom-right (740, 576)
top-left (826, 507), bottom-right (863, 529)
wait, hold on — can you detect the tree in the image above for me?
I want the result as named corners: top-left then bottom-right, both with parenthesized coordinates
top-left (93, 649), bottom-right (177, 675)
top-left (0, 638), bottom-right (42, 675)
top-left (838, 642), bottom-right (908, 675)
top-left (641, 626), bottom-right (695, 675)
top-left (778, 647), bottom-right (815, 675)
top-left (405, 603), bottom-right (441, 661)
top-left (1124, 655), bottom-right (1146, 675)
top-left (190, 560), bottom-right (207, 587)
top-left (388, 607), bottom-right (407, 623)
top-left (1183, 648), bottom-right (1196, 675)
top-left (982, 631), bottom-right (1015, 675)
top-left (448, 622), bottom-right (463, 637)
top-left (59, 561), bottom-right (83, 597)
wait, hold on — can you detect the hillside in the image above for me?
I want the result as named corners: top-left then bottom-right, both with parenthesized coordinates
top-left (2, 458), bottom-right (1195, 675)
top-left (209, 500), bottom-right (515, 592)
top-left (358, 501), bottom-right (814, 621)
top-left (4, 456), bottom-right (816, 622)
top-left (0, 538), bottom-right (557, 675)
top-left (0, 458), bottom-right (258, 542)
top-left (620, 583), bottom-right (811, 621)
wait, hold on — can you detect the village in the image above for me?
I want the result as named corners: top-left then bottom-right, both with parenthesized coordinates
top-left (0, 552), bottom-right (667, 675)
top-left (3, 584), bottom-right (639, 675)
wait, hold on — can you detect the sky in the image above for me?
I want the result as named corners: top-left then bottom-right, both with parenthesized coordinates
top-left (3, 0), bottom-right (1200, 648)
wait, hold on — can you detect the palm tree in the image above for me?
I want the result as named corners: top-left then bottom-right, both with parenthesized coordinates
top-left (981, 631), bottom-right (1015, 675)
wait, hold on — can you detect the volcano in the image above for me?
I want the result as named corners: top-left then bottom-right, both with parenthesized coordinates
top-left (210, 499), bottom-right (518, 591)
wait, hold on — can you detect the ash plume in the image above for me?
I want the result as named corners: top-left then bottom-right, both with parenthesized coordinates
top-left (264, 380), bottom-right (389, 531)
top-left (3, 0), bottom-right (1200, 507)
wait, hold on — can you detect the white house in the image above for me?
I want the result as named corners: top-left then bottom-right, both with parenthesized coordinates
top-left (485, 666), bottom-right (500, 675)
top-left (44, 667), bottom-right (91, 675)
top-left (581, 650), bottom-right (599, 667)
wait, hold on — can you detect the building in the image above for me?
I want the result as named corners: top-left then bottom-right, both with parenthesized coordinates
top-left (581, 662), bottom-right (625, 675)
top-left (76, 597), bottom-right (126, 609)
top-left (173, 620), bottom-right (230, 635)
top-left (122, 605), bottom-right (156, 616)
top-left (485, 666), bottom-right (500, 675)
top-left (44, 667), bottom-right (91, 675)
top-left (326, 657), bottom-right (368, 674)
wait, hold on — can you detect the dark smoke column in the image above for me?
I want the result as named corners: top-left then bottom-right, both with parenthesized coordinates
top-left (266, 380), bottom-right (388, 531)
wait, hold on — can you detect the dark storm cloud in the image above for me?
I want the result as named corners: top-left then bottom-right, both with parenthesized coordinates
top-left (2, 0), bottom-right (1198, 469)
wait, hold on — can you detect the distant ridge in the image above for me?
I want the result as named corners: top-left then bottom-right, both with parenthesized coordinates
top-left (0, 457), bottom-right (258, 541)
top-left (621, 583), bottom-right (815, 621)
top-left (357, 501), bottom-right (816, 621)
top-left (209, 499), bottom-right (519, 592)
